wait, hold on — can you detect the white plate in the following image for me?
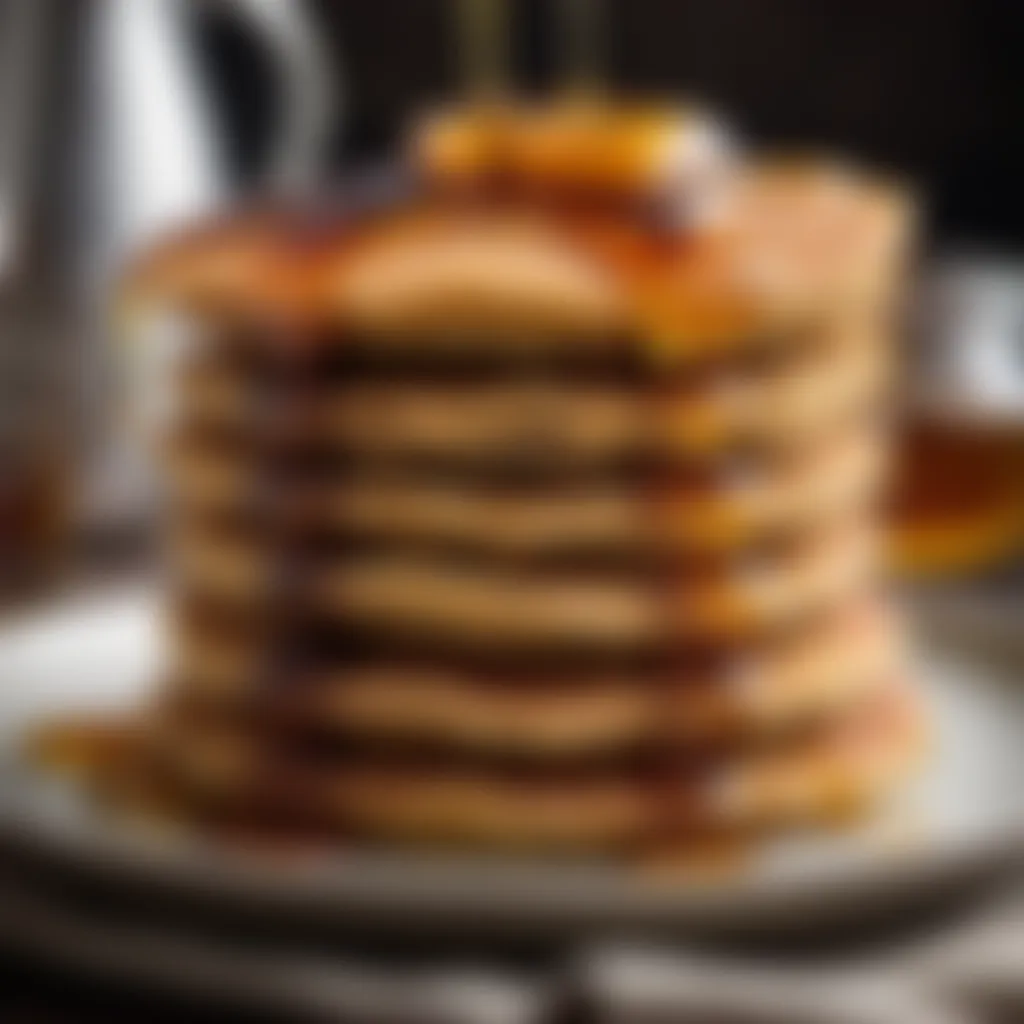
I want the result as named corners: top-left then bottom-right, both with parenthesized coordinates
top-left (1, 586), bottom-right (1022, 941)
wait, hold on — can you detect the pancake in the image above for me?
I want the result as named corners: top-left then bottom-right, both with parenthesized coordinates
top-left (165, 420), bottom-right (888, 556)
top-left (176, 327), bottom-right (891, 461)
top-left (325, 163), bottom-right (910, 358)
top-left (169, 513), bottom-right (877, 648)
top-left (171, 597), bottom-right (900, 752)
top-left (325, 180), bottom-right (907, 360)
top-left (121, 161), bottom-right (911, 366)
top-left (154, 683), bottom-right (924, 850)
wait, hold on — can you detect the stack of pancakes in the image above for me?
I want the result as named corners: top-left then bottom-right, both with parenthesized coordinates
top-left (117, 102), bottom-right (924, 855)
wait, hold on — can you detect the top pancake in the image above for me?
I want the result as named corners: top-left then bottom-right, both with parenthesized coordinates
top-left (121, 118), bottom-right (912, 363)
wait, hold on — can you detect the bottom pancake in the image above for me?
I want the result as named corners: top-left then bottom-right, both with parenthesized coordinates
top-left (152, 683), bottom-right (925, 851)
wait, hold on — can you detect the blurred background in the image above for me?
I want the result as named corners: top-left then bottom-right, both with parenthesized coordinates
top-left (1, 2), bottom-right (1024, 1020)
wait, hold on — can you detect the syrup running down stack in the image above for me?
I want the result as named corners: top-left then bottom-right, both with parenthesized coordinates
top-left (110, 101), bottom-right (923, 856)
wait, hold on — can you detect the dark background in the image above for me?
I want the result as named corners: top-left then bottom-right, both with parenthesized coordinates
top-left (201, 0), bottom-right (1024, 250)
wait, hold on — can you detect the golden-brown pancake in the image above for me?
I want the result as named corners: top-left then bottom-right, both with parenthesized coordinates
top-left (168, 512), bottom-right (877, 648)
top-left (165, 421), bottom-right (888, 556)
top-left (322, 178), bottom-right (909, 361)
top-left (171, 597), bottom-right (900, 752)
top-left (153, 683), bottom-right (924, 850)
top-left (176, 327), bottom-right (890, 461)
top-left (121, 157), bottom-right (911, 366)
